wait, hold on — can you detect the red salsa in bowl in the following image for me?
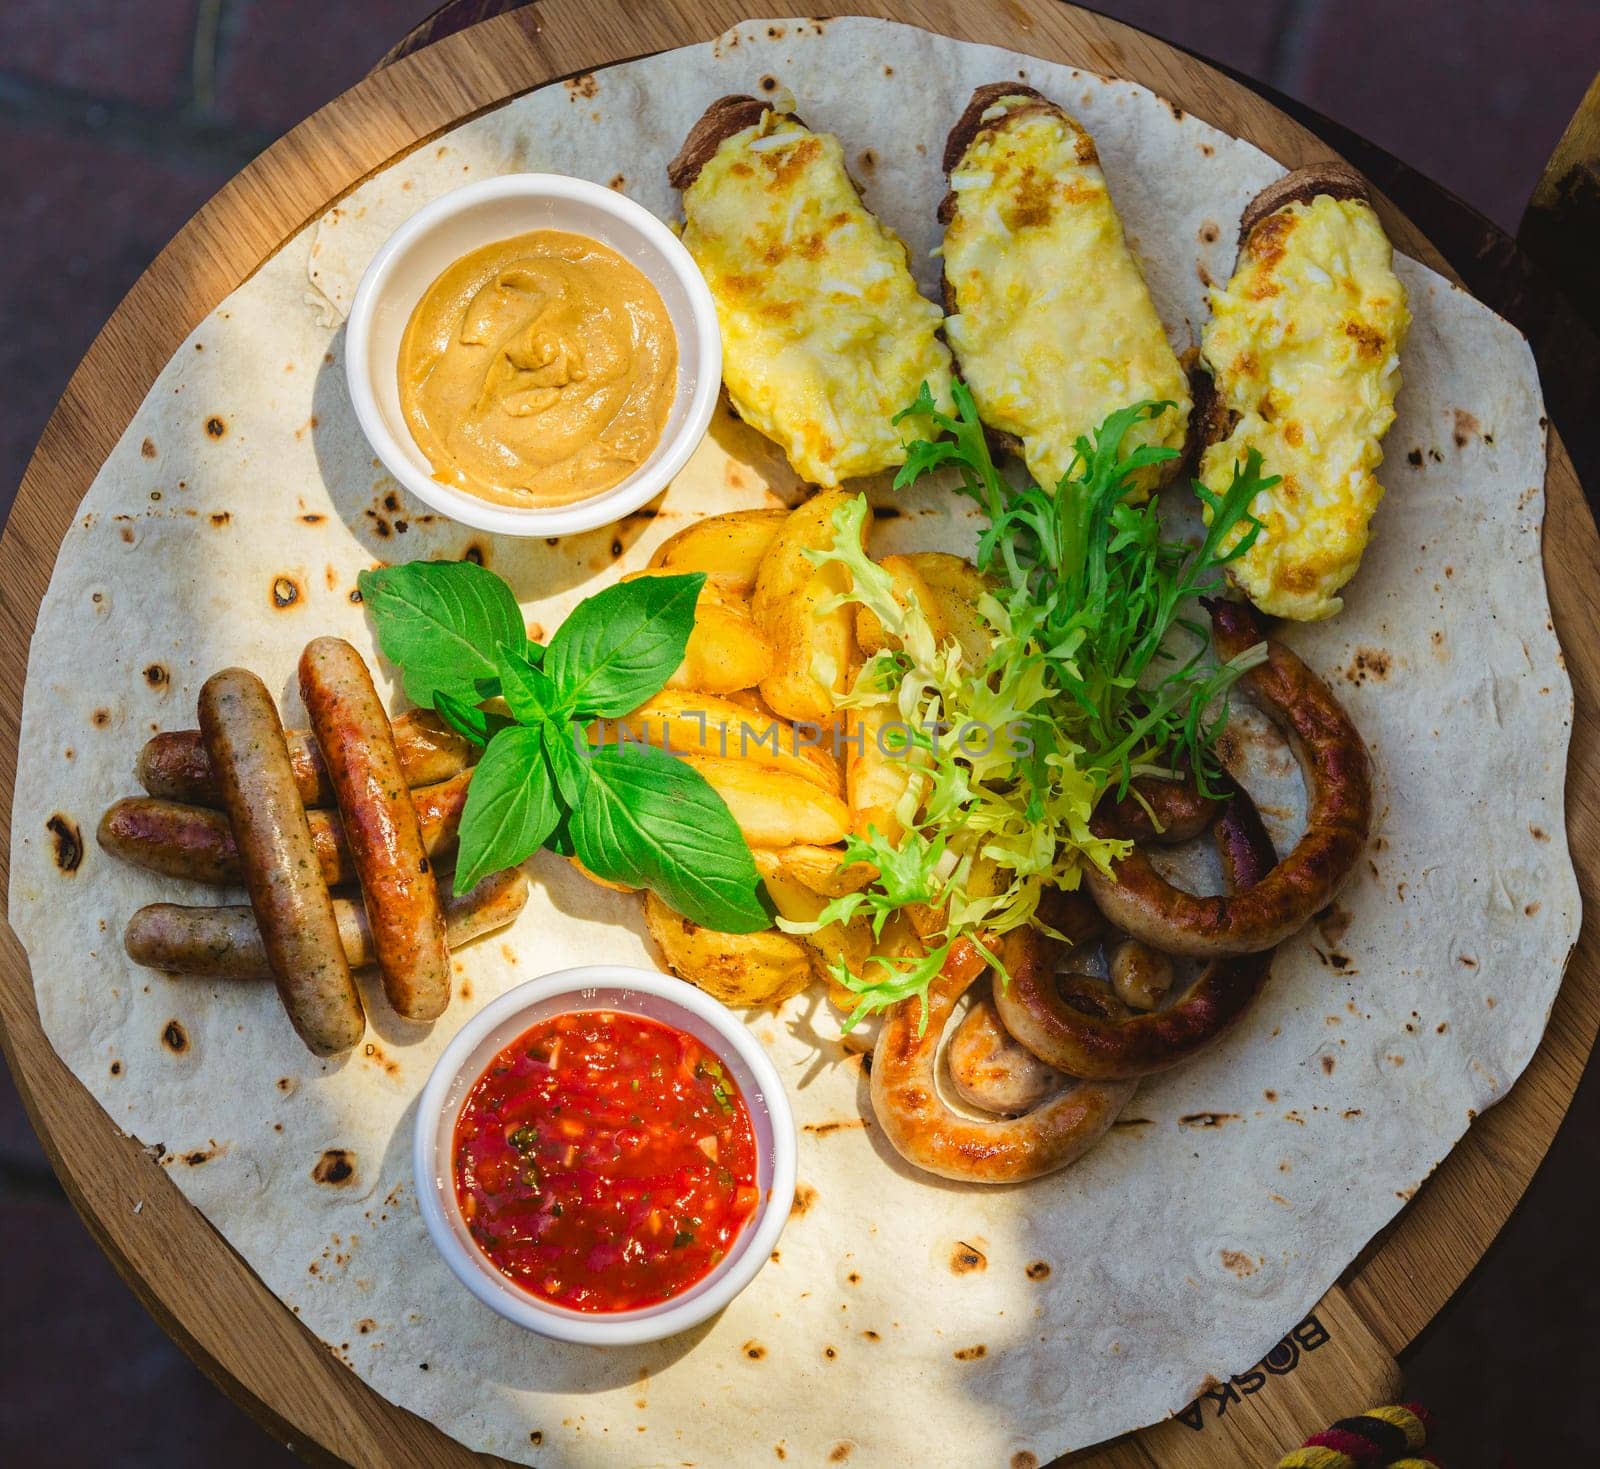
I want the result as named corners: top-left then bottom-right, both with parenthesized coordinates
top-left (452, 1010), bottom-right (761, 1312)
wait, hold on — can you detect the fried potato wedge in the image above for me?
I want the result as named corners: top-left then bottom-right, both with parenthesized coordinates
top-left (647, 509), bottom-right (790, 594)
top-left (752, 488), bottom-right (862, 724)
top-left (905, 553), bottom-right (994, 666)
top-left (764, 842), bottom-right (876, 899)
top-left (753, 848), bottom-right (873, 982)
top-left (644, 890), bottom-right (815, 1007)
top-left (599, 691), bottom-right (842, 794)
top-left (682, 754), bottom-right (850, 847)
top-left (854, 554), bottom-right (949, 657)
top-left (566, 855), bottom-right (639, 893)
top-left (623, 570), bottom-right (775, 694)
top-left (845, 703), bottom-right (918, 845)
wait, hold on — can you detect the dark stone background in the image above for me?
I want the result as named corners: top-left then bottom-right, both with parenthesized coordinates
top-left (1, 3), bottom-right (1596, 1464)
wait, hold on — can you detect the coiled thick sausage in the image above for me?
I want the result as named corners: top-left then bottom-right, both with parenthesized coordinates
top-left (125, 869), bottom-right (529, 980)
top-left (99, 772), bottom-right (472, 888)
top-left (947, 989), bottom-right (1069, 1117)
top-left (137, 709), bottom-right (470, 810)
top-left (300, 638), bottom-right (451, 1022)
top-left (197, 668), bottom-right (364, 1055)
top-left (1082, 599), bottom-right (1370, 956)
top-left (870, 933), bottom-right (1135, 1182)
top-left (997, 784), bottom-right (1279, 1079)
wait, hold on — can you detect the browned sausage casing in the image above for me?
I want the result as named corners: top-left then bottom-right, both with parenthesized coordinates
top-left (1082, 599), bottom-right (1370, 956)
top-left (870, 933), bottom-right (1134, 1182)
top-left (137, 708), bottom-right (471, 809)
top-left (300, 638), bottom-right (451, 1022)
top-left (197, 668), bottom-right (364, 1055)
top-left (98, 772), bottom-right (472, 887)
top-left (124, 869), bottom-right (529, 979)
top-left (946, 990), bottom-right (1069, 1117)
top-left (997, 784), bottom-right (1280, 1079)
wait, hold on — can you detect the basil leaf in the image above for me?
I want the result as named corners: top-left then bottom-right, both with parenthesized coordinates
top-left (497, 643), bottom-right (563, 724)
top-left (358, 560), bottom-right (525, 706)
top-left (432, 691), bottom-right (513, 748)
top-left (545, 573), bottom-right (704, 718)
top-left (544, 720), bottom-right (591, 807)
top-left (569, 743), bottom-right (768, 932)
top-left (452, 725), bottom-right (561, 894)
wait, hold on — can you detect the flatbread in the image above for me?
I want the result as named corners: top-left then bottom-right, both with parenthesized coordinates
top-left (8, 18), bottom-right (1577, 1467)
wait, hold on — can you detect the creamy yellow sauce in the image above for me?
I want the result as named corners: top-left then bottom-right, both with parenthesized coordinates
top-left (398, 230), bottom-right (677, 507)
top-left (1201, 195), bottom-right (1410, 621)
top-left (681, 110), bottom-right (953, 487)
top-left (942, 95), bottom-right (1189, 495)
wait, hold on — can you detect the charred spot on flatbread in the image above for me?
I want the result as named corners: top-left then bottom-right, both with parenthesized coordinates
top-left (47, 814), bottom-right (83, 873)
top-left (272, 575), bottom-right (301, 608)
top-left (162, 1019), bottom-right (189, 1053)
top-left (312, 1148), bottom-right (356, 1186)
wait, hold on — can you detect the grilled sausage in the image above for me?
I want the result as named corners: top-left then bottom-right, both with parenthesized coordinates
top-left (1082, 599), bottom-right (1370, 956)
top-left (869, 932), bottom-right (1135, 1182)
top-left (98, 772), bottom-right (471, 887)
top-left (300, 638), bottom-right (451, 1022)
top-left (946, 989), bottom-right (1068, 1117)
top-left (997, 784), bottom-right (1280, 1079)
top-left (1094, 769), bottom-right (1220, 845)
top-left (136, 709), bottom-right (471, 809)
top-left (197, 668), bottom-right (364, 1055)
top-left (124, 869), bottom-right (529, 979)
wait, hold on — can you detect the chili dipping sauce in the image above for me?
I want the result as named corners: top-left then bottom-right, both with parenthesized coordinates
top-left (452, 1010), bottom-right (761, 1312)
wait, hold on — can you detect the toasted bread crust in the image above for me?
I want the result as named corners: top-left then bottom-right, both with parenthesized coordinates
top-left (939, 82), bottom-right (1067, 464)
top-left (668, 94), bottom-right (802, 191)
top-left (1236, 161), bottom-right (1369, 250)
top-left (941, 82), bottom-right (1052, 174)
top-left (1191, 163), bottom-right (1378, 469)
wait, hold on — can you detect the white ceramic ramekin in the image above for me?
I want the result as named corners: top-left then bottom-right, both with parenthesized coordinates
top-left (413, 966), bottom-right (795, 1346)
top-left (345, 174), bottom-right (721, 539)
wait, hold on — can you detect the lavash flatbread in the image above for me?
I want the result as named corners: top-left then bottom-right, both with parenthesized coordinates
top-left (7, 18), bottom-right (1577, 1467)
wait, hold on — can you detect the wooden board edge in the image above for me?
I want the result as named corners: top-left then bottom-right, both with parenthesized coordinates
top-left (0, 3), bottom-right (1594, 1464)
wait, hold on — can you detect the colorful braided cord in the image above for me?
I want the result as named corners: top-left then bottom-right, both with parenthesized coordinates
top-left (1277, 1404), bottom-right (1433, 1468)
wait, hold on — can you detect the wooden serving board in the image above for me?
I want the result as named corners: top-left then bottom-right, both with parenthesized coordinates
top-left (0, 4), bottom-right (1595, 1465)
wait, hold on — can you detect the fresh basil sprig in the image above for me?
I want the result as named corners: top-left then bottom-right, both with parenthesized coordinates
top-left (356, 561), bottom-right (769, 933)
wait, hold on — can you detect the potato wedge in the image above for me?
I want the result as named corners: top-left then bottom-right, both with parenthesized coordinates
top-left (764, 842), bottom-right (875, 899)
top-left (623, 570), bottom-right (775, 694)
top-left (845, 703), bottom-right (918, 844)
top-left (566, 854), bottom-right (639, 893)
top-left (854, 554), bottom-right (949, 658)
top-left (644, 890), bottom-right (815, 1007)
top-left (683, 754), bottom-right (850, 847)
top-left (600, 691), bottom-right (842, 794)
top-left (648, 508), bottom-right (790, 594)
top-left (905, 552), bottom-right (994, 666)
top-left (753, 849), bottom-right (873, 982)
top-left (752, 488), bottom-right (863, 724)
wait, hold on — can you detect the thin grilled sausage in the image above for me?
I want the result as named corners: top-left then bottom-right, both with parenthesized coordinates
top-left (198, 668), bottom-right (364, 1055)
top-left (99, 772), bottom-right (472, 887)
top-left (137, 709), bottom-right (471, 809)
top-left (1082, 598), bottom-right (1370, 956)
top-left (300, 638), bottom-right (450, 1021)
top-left (869, 933), bottom-right (1135, 1183)
top-left (124, 869), bottom-right (529, 979)
top-left (998, 784), bottom-right (1280, 1079)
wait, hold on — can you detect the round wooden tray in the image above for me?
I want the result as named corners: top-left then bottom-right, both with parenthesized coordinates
top-left (1, 3), bottom-right (1595, 1465)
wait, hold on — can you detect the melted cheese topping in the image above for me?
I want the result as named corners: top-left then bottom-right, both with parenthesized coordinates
top-left (1201, 194), bottom-right (1410, 620)
top-left (681, 111), bottom-right (953, 486)
top-left (942, 96), bottom-right (1189, 495)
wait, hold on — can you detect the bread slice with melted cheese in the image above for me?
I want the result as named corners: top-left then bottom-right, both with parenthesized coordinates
top-left (940, 83), bottom-right (1190, 497)
top-left (1196, 163), bottom-right (1410, 621)
top-left (670, 96), bottom-right (954, 487)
